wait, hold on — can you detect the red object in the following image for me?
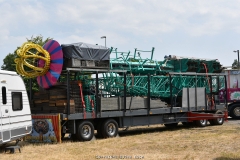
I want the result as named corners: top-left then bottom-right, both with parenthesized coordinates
top-left (78, 81), bottom-right (86, 119)
top-left (187, 111), bottom-right (226, 122)
top-left (88, 96), bottom-right (95, 118)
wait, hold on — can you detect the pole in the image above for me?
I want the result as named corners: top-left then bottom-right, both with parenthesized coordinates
top-left (238, 50), bottom-right (239, 69)
top-left (105, 38), bottom-right (106, 47)
top-left (101, 36), bottom-right (106, 47)
top-left (234, 50), bottom-right (239, 69)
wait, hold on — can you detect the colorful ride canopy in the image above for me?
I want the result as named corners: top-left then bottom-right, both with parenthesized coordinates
top-left (15, 40), bottom-right (63, 89)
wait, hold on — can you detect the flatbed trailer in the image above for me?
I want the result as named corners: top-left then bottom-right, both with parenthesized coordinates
top-left (15, 40), bottom-right (227, 142)
top-left (30, 68), bottom-right (228, 142)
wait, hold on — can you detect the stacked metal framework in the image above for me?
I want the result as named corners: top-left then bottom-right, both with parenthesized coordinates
top-left (75, 47), bottom-right (224, 108)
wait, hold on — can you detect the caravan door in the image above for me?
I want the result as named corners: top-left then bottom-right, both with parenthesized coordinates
top-left (0, 84), bottom-right (10, 143)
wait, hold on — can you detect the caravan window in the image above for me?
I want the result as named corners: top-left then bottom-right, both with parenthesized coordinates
top-left (2, 87), bottom-right (7, 104)
top-left (12, 92), bottom-right (23, 111)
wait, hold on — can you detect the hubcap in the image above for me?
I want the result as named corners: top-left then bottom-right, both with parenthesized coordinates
top-left (200, 119), bottom-right (207, 125)
top-left (82, 125), bottom-right (91, 138)
top-left (233, 107), bottom-right (240, 116)
top-left (217, 118), bottom-right (223, 123)
top-left (107, 123), bottom-right (116, 136)
top-left (216, 111), bottom-right (224, 124)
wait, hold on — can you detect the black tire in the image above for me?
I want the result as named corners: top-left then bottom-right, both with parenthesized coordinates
top-left (195, 119), bottom-right (207, 127)
top-left (76, 121), bottom-right (94, 141)
top-left (230, 104), bottom-right (240, 119)
top-left (102, 119), bottom-right (119, 138)
top-left (164, 123), bottom-right (178, 127)
top-left (209, 110), bottom-right (224, 125)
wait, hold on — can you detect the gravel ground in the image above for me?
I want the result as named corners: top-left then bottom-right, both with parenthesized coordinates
top-left (225, 117), bottom-right (240, 125)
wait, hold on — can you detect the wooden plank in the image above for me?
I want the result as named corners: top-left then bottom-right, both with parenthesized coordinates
top-left (34, 100), bottom-right (42, 104)
top-left (49, 89), bottom-right (66, 96)
top-left (55, 100), bottom-right (75, 107)
top-left (50, 95), bottom-right (67, 99)
top-left (49, 103), bottom-right (55, 107)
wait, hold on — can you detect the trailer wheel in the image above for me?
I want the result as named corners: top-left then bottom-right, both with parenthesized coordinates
top-left (102, 119), bottom-right (118, 138)
top-left (195, 119), bottom-right (207, 127)
top-left (230, 104), bottom-right (240, 119)
top-left (76, 121), bottom-right (94, 141)
top-left (209, 110), bottom-right (224, 125)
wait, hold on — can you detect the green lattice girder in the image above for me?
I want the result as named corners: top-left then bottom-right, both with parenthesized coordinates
top-left (159, 58), bottom-right (222, 73)
top-left (110, 47), bottom-right (222, 75)
top-left (80, 74), bottom-right (225, 99)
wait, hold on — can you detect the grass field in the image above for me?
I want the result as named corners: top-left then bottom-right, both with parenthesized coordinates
top-left (1, 119), bottom-right (240, 160)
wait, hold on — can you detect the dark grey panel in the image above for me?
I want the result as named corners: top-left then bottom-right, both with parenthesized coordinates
top-left (0, 126), bottom-right (32, 144)
top-left (122, 113), bottom-right (188, 127)
top-left (99, 111), bottom-right (123, 118)
top-left (67, 107), bottom-right (195, 120)
top-left (133, 116), bottom-right (149, 126)
top-left (150, 108), bottom-right (171, 114)
top-left (3, 130), bottom-right (10, 141)
top-left (148, 115), bottom-right (163, 124)
top-left (11, 126), bottom-right (32, 138)
top-left (197, 88), bottom-right (206, 107)
top-left (216, 104), bottom-right (226, 110)
top-left (101, 97), bottom-right (167, 111)
top-left (125, 109), bottom-right (148, 116)
top-left (101, 97), bottom-right (120, 111)
top-left (65, 103), bottom-right (226, 120)
top-left (171, 107), bottom-right (183, 112)
top-left (182, 88), bottom-right (206, 109)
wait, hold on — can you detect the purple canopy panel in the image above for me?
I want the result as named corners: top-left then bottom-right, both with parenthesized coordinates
top-left (37, 40), bottom-right (63, 89)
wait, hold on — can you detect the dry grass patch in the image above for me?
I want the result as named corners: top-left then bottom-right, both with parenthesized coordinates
top-left (1, 121), bottom-right (240, 160)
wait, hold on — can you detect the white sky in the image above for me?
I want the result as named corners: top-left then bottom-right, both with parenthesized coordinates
top-left (1, 0), bottom-right (240, 67)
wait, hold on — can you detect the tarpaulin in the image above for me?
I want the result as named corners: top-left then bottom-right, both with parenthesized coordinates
top-left (61, 42), bottom-right (110, 61)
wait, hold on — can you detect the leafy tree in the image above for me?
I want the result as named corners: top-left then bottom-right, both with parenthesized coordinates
top-left (1, 52), bottom-right (18, 71)
top-left (232, 59), bottom-right (239, 69)
top-left (1, 35), bottom-right (52, 97)
top-left (26, 35), bottom-right (52, 46)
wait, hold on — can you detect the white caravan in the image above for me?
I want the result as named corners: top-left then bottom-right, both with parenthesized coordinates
top-left (0, 70), bottom-right (32, 144)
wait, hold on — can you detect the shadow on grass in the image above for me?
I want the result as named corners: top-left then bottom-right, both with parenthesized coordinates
top-left (117, 123), bottom-right (196, 138)
top-left (0, 141), bottom-right (28, 153)
top-left (61, 123), bottom-right (197, 141)
top-left (0, 119), bottom-right (229, 148)
top-left (213, 157), bottom-right (240, 160)
top-left (0, 139), bottom-right (59, 154)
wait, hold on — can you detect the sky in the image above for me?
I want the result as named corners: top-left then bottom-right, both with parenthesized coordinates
top-left (1, 0), bottom-right (240, 67)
